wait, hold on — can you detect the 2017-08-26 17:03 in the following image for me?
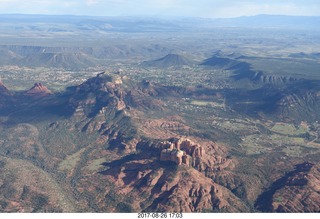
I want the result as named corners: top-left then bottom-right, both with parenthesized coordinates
top-left (137, 213), bottom-right (183, 218)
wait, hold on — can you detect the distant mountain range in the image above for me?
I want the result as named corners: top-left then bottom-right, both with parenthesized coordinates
top-left (212, 14), bottom-right (320, 29)
top-left (0, 14), bottom-right (319, 32)
top-left (0, 45), bottom-right (172, 69)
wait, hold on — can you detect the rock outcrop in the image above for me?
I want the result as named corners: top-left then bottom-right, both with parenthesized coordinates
top-left (25, 83), bottom-right (52, 97)
top-left (157, 137), bottom-right (232, 176)
top-left (159, 138), bottom-right (203, 166)
top-left (160, 149), bottom-right (185, 165)
top-left (69, 72), bottom-right (127, 119)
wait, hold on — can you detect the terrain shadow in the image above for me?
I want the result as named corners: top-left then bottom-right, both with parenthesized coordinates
top-left (0, 90), bottom-right (76, 125)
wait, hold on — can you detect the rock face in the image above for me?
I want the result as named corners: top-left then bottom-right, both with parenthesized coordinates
top-left (69, 72), bottom-right (126, 118)
top-left (156, 137), bottom-right (232, 178)
top-left (159, 138), bottom-right (203, 166)
top-left (25, 83), bottom-right (52, 97)
top-left (178, 138), bottom-right (204, 157)
top-left (99, 157), bottom-right (249, 212)
top-left (160, 149), bottom-right (186, 165)
top-left (275, 85), bottom-right (320, 122)
top-left (255, 162), bottom-right (320, 212)
top-left (66, 71), bottom-right (136, 155)
top-left (270, 162), bottom-right (320, 212)
top-left (143, 167), bottom-right (249, 212)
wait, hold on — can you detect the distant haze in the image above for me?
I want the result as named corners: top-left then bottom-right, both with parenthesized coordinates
top-left (0, 0), bottom-right (319, 18)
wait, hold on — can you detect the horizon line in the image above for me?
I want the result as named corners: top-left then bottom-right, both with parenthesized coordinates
top-left (0, 13), bottom-right (320, 20)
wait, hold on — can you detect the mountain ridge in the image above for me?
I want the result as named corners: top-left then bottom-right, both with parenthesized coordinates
top-left (142, 53), bottom-right (194, 68)
top-left (1, 14), bottom-right (319, 31)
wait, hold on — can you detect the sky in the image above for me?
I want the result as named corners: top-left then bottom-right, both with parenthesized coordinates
top-left (0, 0), bottom-right (319, 18)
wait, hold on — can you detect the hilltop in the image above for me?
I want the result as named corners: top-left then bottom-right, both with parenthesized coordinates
top-left (141, 54), bottom-right (195, 68)
top-left (25, 83), bottom-right (52, 97)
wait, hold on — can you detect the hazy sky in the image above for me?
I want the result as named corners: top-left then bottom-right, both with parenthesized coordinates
top-left (0, 0), bottom-right (319, 18)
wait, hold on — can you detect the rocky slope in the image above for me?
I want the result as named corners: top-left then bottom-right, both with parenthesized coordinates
top-left (25, 83), bottom-right (53, 97)
top-left (0, 49), bottom-right (22, 65)
top-left (0, 44), bottom-right (172, 69)
top-left (94, 154), bottom-right (248, 212)
top-left (0, 80), bottom-right (11, 109)
top-left (273, 80), bottom-right (320, 122)
top-left (225, 78), bottom-right (320, 122)
top-left (141, 54), bottom-right (194, 68)
top-left (0, 157), bottom-right (76, 212)
top-left (0, 80), bottom-right (10, 96)
top-left (20, 52), bottom-right (99, 69)
top-left (272, 163), bottom-right (320, 212)
top-left (201, 56), bottom-right (242, 69)
top-left (255, 162), bottom-right (320, 212)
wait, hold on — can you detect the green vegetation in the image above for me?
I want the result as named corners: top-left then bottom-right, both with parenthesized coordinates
top-left (283, 146), bottom-right (304, 157)
top-left (85, 157), bottom-right (107, 172)
top-left (58, 148), bottom-right (86, 172)
top-left (271, 123), bottom-right (309, 135)
top-left (116, 202), bottom-right (133, 213)
top-left (190, 100), bottom-right (224, 108)
top-left (31, 194), bottom-right (49, 212)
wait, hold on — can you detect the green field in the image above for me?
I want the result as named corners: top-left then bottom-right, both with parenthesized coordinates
top-left (271, 123), bottom-right (308, 135)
